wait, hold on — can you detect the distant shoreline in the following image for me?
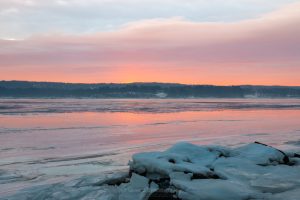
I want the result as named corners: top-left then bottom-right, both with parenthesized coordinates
top-left (1, 81), bottom-right (300, 98)
top-left (1, 80), bottom-right (300, 87)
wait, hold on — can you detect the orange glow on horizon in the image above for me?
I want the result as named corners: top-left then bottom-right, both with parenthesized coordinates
top-left (1, 62), bottom-right (299, 86)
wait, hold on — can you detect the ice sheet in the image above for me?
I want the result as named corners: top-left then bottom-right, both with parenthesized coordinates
top-left (1, 99), bottom-right (300, 199)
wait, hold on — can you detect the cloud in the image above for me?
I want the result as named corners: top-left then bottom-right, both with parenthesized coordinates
top-left (0, 0), bottom-right (299, 38)
top-left (0, 2), bottom-right (300, 85)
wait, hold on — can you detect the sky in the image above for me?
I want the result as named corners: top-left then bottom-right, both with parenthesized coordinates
top-left (0, 0), bottom-right (300, 85)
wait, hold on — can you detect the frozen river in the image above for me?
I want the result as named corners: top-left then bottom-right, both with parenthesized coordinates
top-left (1, 98), bottom-right (300, 198)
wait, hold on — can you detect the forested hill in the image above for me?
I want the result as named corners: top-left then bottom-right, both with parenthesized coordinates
top-left (0, 81), bottom-right (300, 98)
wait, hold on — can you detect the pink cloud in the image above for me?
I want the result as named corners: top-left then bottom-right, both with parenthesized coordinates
top-left (0, 3), bottom-right (300, 85)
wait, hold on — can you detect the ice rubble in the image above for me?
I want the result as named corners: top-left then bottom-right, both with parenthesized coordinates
top-left (126, 142), bottom-right (300, 200)
top-left (3, 142), bottom-right (300, 200)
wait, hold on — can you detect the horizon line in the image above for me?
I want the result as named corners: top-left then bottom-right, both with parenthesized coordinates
top-left (1, 80), bottom-right (300, 88)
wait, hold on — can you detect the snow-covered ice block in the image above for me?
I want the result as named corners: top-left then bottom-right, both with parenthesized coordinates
top-left (130, 142), bottom-right (219, 178)
top-left (232, 143), bottom-right (287, 165)
top-left (212, 156), bottom-right (268, 181)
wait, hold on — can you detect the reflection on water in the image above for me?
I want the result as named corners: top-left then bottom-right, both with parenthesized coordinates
top-left (0, 99), bottom-right (300, 196)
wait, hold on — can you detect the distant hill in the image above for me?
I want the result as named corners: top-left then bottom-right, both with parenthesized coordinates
top-left (0, 81), bottom-right (300, 98)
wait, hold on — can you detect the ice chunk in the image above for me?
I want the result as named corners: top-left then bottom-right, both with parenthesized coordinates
top-left (118, 173), bottom-right (156, 200)
top-left (130, 142), bottom-right (218, 178)
top-left (128, 173), bottom-right (149, 189)
top-left (232, 143), bottom-right (287, 165)
top-left (174, 179), bottom-right (255, 200)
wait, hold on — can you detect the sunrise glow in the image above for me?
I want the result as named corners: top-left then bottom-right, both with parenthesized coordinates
top-left (0, 1), bottom-right (299, 85)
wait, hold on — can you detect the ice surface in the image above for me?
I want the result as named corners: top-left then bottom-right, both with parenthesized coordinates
top-left (1, 99), bottom-right (300, 114)
top-left (1, 99), bottom-right (300, 199)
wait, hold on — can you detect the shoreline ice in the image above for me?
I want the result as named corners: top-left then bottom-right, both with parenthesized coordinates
top-left (127, 141), bottom-right (300, 200)
top-left (3, 142), bottom-right (300, 200)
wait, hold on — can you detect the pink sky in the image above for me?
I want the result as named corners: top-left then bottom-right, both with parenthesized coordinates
top-left (0, 2), bottom-right (300, 85)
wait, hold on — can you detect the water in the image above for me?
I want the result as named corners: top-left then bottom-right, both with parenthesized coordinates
top-left (1, 98), bottom-right (300, 197)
